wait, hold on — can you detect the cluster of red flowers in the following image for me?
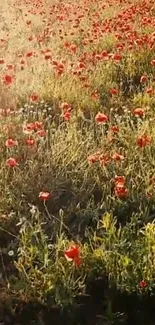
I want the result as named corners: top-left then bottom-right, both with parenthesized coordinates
top-left (4, 118), bottom-right (47, 167)
top-left (113, 176), bottom-right (128, 198)
top-left (0, 0), bottom-right (154, 105)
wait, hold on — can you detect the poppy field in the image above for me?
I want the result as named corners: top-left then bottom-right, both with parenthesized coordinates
top-left (0, 0), bottom-right (155, 323)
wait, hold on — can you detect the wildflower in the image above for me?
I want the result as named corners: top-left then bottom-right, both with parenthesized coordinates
top-left (2, 74), bottom-right (13, 86)
top-left (23, 122), bottom-right (35, 134)
top-left (30, 93), bottom-right (40, 102)
top-left (112, 54), bottom-right (122, 61)
top-left (70, 44), bottom-right (77, 53)
top-left (115, 184), bottom-right (128, 198)
top-left (36, 129), bottom-right (46, 137)
top-left (139, 280), bottom-right (147, 289)
top-left (6, 157), bottom-right (18, 167)
top-left (56, 63), bottom-right (65, 75)
top-left (64, 41), bottom-right (71, 48)
top-left (39, 191), bottom-right (50, 201)
top-left (77, 61), bottom-right (86, 69)
top-left (7, 64), bottom-right (14, 71)
top-left (140, 75), bottom-right (147, 83)
top-left (110, 125), bottom-right (119, 133)
top-left (146, 87), bottom-right (154, 95)
top-left (101, 50), bottom-right (108, 58)
top-left (26, 138), bottom-right (35, 146)
top-left (64, 245), bottom-right (81, 266)
top-left (95, 54), bottom-right (102, 60)
top-left (34, 121), bottom-right (43, 130)
top-left (133, 108), bottom-right (145, 117)
top-left (44, 53), bottom-right (51, 60)
top-left (26, 51), bottom-right (33, 57)
top-left (109, 88), bottom-right (119, 95)
top-left (99, 154), bottom-right (110, 166)
top-left (5, 138), bottom-right (18, 147)
top-left (112, 152), bottom-right (124, 161)
top-left (136, 135), bottom-right (151, 147)
top-left (88, 153), bottom-right (100, 163)
top-left (113, 175), bottom-right (125, 186)
top-left (62, 110), bottom-right (71, 121)
top-left (95, 112), bottom-right (109, 124)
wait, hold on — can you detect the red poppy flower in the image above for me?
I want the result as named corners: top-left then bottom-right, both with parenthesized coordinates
top-left (44, 53), bottom-right (51, 60)
top-left (34, 121), bottom-right (43, 130)
top-left (139, 280), bottom-right (147, 289)
top-left (39, 191), bottom-right (50, 201)
top-left (77, 61), bottom-right (86, 69)
top-left (88, 153), bottom-right (100, 163)
top-left (115, 185), bottom-right (128, 198)
top-left (5, 138), bottom-right (18, 147)
top-left (26, 138), bottom-right (35, 146)
top-left (95, 112), bottom-right (109, 124)
top-left (56, 63), bottom-right (65, 75)
top-left (109, 88), bottom-right (119, 95)
top-left (113, 175), bottom-right (125, 186)
top-left (112, 153), bottom-right (124, 161)
top-left (62, 110), bottom-right (71, 121)
top-left (64, 245), bottom-right (81, 266)
top-left (146, 87), bottom-right (154, 95)
top-left (70, 44), bottom-right (77, 53)
top-left (99, 154), bottom-right (110, 166)
top-left (36, 129), bottom-right (46, 137)
top-left (133, 108), bottom-right (145, 117)
top-left (140, 75), bottom-right (147, 83)
top-left (7, 64), bottom-right (14, 71)
top-left (23, 122), bottom-right (35, 134)
top-left (64, 41), bottom-right (71, 48)
top-left (26, 51), bottom-right (33, 58)
top-left (101, 50), bottom-right (108, 58)
top-left (112, 54), bottom-right (122, 61)
top-left (30, 93), bottom-right (40, 102)
top-left (6, 157), bottom-right (19, 167)
top-left (110, 125), bottom-right (119, 133)
top-left (136, 135), bottom-right (151, 147)
top-left (83, 81), bottom-right (90, 88)
top-left (95, 54), bottom-right (102, 60)
top-left (3, 74), bottom-right (13, 86)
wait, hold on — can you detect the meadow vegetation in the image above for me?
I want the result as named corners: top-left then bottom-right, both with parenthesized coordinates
top-left (0, 0), bottom-right (155, 323)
